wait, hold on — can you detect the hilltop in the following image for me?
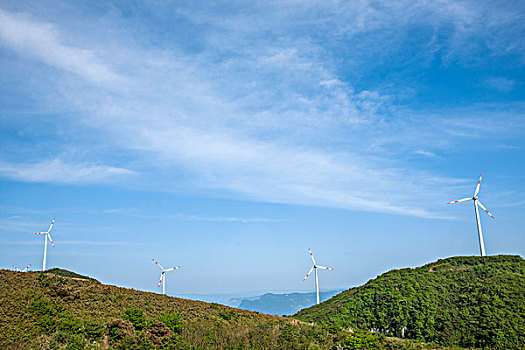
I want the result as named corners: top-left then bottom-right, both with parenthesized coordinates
top-left (295, 255), bottom-right (525, 349)
top-left (46, 267), bottom-right (100, 282)
top-left (0, 269), bottom-right (437, 349)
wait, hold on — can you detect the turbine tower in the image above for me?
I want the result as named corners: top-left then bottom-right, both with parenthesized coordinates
top-left (12, 264), bottom-right (31, 272)
top-left (152, 258), bottom-right (181, 295)
top-left (303, 248), bottom-right (334, 305)
top-left (35, 218), bottom-right (55, 271)
top-left (447, 173), bottom-right (494, 256)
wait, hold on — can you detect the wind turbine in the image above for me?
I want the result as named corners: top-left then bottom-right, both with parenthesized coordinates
top-left (12, 264), bottom-right (31, 272)
top-left (447, 173), bottom-right (495, 256)
top-left (152, 258), bottom-right (181, 295)
top-left (302, 248), bottom-right (334, 305)
top-left (35, 218), bottom-right (55, 271)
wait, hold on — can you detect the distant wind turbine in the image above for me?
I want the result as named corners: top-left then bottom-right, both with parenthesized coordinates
top-left (12, 264), bottom-right (31, 272)
top-left (303, 248), bottom-right (334, 305)
top-left (35, 218), bottom-right (55, 271)
top-left (152, 258), bottom-right (181, 295)
top-left (447, 173), bottom-right (495, 256)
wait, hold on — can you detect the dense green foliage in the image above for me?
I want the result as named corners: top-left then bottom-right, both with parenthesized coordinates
top-left (296, 255), bottom-right (525, 349)
top-left (46, 268), bottom-right (99, 282)
top-left (0, 269), bottom-right (436, 349)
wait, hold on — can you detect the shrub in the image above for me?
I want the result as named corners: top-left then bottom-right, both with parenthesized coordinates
top-left (157, 310), bottom-right (183, 334)
top-left (107, 319), bottom-right (136, 342)
top-left (218, 309), bottom-right (238, 321)
top-left (56, 312), bottom-right (82, 334)
top-left (83, 319), bottom-right (105, 341)
top-left (124, 308), bottom-right (147, 331)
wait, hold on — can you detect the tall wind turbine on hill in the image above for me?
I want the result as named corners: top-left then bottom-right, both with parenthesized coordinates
top-left (35, 218), bottom-right (55, 271)
top-left (303, 248), bottom-right (334, 305)
top-left (447, 174), bottom-right (495, 256)
top-left (152, 258), bottom-right (181, 295)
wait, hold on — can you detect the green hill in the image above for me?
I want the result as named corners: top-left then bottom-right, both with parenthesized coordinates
top-left (0, 269), bottom-right (437, 349)
top-left (46, 267), bottom-right (100, 282)
top-left (295, 255), bottom-right (525, 349)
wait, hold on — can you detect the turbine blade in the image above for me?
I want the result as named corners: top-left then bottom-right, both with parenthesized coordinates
top-left (477, 200), bottom-right (494, 219)
top-left (12, 265), bottom-right (20, 272)
top-left (474, 173), bottom-right (483, 196)
top-left (47, 233), bottom-right (55, 247)
top-left (308, 248), bottom-right (317, 266)
top-left (35, 232), bottom-right (47, 235)
top-left (157, 273), bottom-right (163, 287)
top-left (316, 265), bottom-right (334, 271)
top-left (446, 197), bottom-right (472, 204)
top-left (23, 264), bottom-right (31, 272)
top-left (303, 266), bottom-right (314, 281)
top-left (47, 218), bottom-right (56, 233)
top-left (152, 258), bottom-right (164, 270)
top-left (164, 266), bottom-right (181, 272)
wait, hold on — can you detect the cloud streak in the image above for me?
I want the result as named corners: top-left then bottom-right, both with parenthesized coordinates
top-left (0, 158), bottom-right (133, 185)
top-left (0, 8), bottom-right (120, 84)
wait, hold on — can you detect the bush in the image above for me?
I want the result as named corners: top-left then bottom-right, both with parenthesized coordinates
top-left (124, 308), bottom-right (147, 331)
top-left (56, 312), bottom-right (82, 334)
top-left (83, 319), bottom-right (105, 341)
top-left (112, 332), bottom-right (156, 350)
top-left (157, 334), bottom-right (192, 350)
top-left (29, 297), bottom-right (57, 334)
top-left (108, 319), bottom-right (136, 342)
top-left (49, 332), bottom-right (85, 350)
top-left (218, 309), bottom-right (238, 321)
top-left (65, 333), bottom-right (85, 350)
top-left (157, 310), bottom-right (183, 334)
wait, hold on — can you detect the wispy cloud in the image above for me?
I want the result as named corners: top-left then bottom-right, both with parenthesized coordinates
top-left (2, 240), bottom-right (128, 246)
top-left (0, 158), bottom-right (133, 185)
top-left (0, 8), bottom-right (120, 84)
top-left (172, 214), bottom-right (279, 224)
top-left (414, 150), bottom-right (438, 158)
top-left (101, 207), bottom-right (279, 224)
top-left (484, 76), bottom-right (518, 92)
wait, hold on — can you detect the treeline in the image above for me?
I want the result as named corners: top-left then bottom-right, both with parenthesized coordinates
top-left (296, 255), bottom-right (525, 349)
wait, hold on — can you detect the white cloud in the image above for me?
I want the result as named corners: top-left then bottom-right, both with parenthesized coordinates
top-left (0, 158), bottom-right (133, 185)
top-left (172, 214), bottom-right (279, 224)
top-left (484, 76), bottom-right (518, 92)
top-left (0, 9), bottom-right (121, 84)
top-left (414, 150), bottom-right (437, 157)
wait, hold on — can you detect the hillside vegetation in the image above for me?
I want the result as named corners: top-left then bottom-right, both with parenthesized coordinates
top-left (0, 269), bottom-right (437, 350)
top-left (295, 255), bottom-right (525, 349)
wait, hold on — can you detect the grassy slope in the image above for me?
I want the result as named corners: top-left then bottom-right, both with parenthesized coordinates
top-left (0, 269), bottom-right (437, 350)
top-left (295, 255), bottom-right (525, 349)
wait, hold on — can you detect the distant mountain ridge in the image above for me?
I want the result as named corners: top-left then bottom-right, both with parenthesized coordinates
top-left (238, 290), bottom-right (342, 315)
top-left (295, 255), bottom-right (525, 349)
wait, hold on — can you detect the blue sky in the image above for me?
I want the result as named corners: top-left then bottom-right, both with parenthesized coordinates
top-left (1, 0), bottom-right (524, 297)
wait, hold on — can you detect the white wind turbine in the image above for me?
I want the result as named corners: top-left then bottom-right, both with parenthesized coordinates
top-left (12, 264), bottom-right (31, 272)
top-left (303, 248), bottom-right (334, 305)
top-left (152, 258), bottom-right (181, 295)
top-left (35, 218), bottom-right (55, 271)
top-left (447, 173), bottom-right (495, 256)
